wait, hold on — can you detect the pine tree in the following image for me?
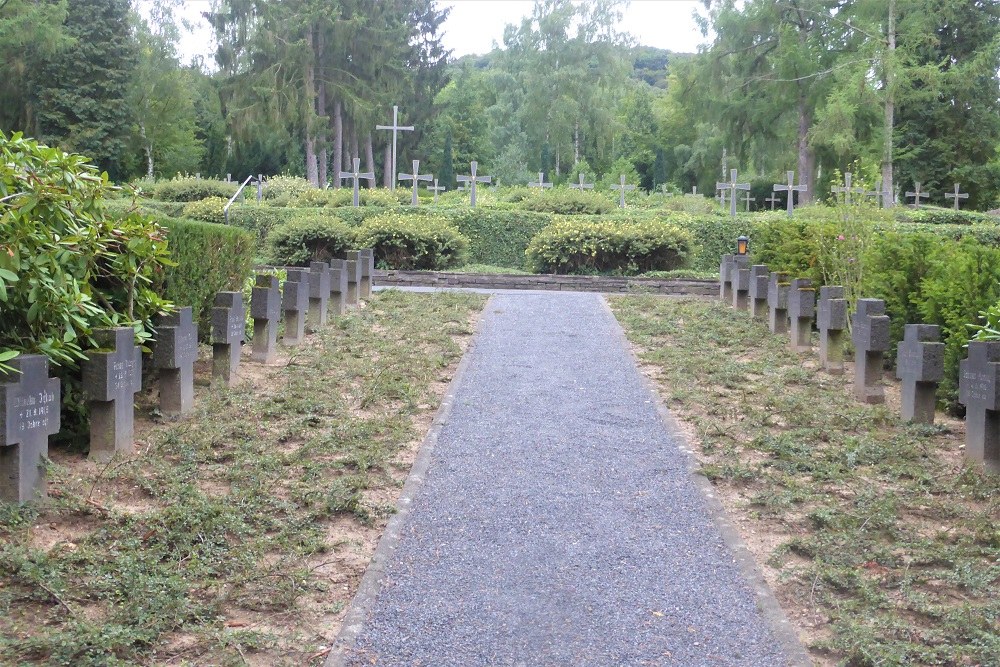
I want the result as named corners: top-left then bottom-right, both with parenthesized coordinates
top-left (440, 129), bottom-right (454, 189)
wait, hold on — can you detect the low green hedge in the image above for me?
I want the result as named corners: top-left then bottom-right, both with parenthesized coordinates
top-left (518, 188), bottom-right (614, 215)
top-left (355, 213), bottom-right (469, 270)
top-left (265, 215), bottom-right (355, 266)
top-left (896, 206), bottom-right (997, 226)
top-left (526, 218), bottom-right (692, 274)
top-left (146, 177), bottom-right (239, 202)
top-left (157, 217), bottom-right (255, 339)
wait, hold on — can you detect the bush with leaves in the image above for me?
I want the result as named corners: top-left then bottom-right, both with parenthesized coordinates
top-left (261, 175), bottom-right (314, 201)
top-left (525, 218), bottom-right (691, 274)
top-left (146, 176), bottom-right (238, 202)
top-left (292, 186), bottom-right (402, 208)
top-left (355, 213), bottom-right (469, 270)
top-left (519, 187), bottom-right (614, 215)
top-left (265, 215), bottom-right (355, 266)
top-left (897, 206), bottom-right (997, 226)
top-left (181, 196), bottom-right (228, 225)
top-left (0, 132), bottom-right (173, 372)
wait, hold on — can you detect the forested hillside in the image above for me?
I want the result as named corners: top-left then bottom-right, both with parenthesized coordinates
top-left (1, 0), bottom-right (997, 208)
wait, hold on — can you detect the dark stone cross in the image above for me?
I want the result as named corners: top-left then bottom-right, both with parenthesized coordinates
top-left (716, 183), bottom-right (728, 208)
top-left (376, 105), bottom-right (414, 192)
top-left (944, 183), bottom-right (969, 210)
top-left (764, 195), bottom-right (780, 211)
top-left (716, 169), bottom-right (750, 217)
top-left (456, 161), bottom-right (491, 207)
top-left (742, 191), bottom-right (756, 212)
top-left (398, 159), bottom-right (432, 206)
top-left (153, 306), bottom-right (197, 417)
top-left (731, 258), bottom-right (751, 310)
top-left (327, 260), bottom-right (348, 316)
top-left (718, 254), bottom-right (735, 302)
top-left (338, 157), bottom-right (376, 207)
top-left (211, 292), bottom-right (245, 386)
top-left (83, 328), bottom-right (142, 461)
top-left (905, 182), bottom-right (929, 208)
top-left (0, 355), bottom-right (60, 502)
top-left (851, 299), bottom-right (891, 404)
top-left (529, 172), bottom-right (553, 190)
top-left (787, 279), bottom-right (815, 352)
top-left (766, 272), bottom-right (791, 334)
top-left (309, 262), bottom-right (331, 326)
top-left (959, 341), bottom-right (1000, 472)
top-left (773, 171), bottom-right (807, 217)
top-left (864, 180), bottom-right (884, 207)
top-left (429, 178), bottom-right (446, 203)
top-left (748, 265), bottom-right (770, 319)
top-left (569, 173), bottom-right (594, 191)
top-left (345, 249), bottom-right (375, 299)
top-left (611, 175), bottom-right (636, 209)
top-left (831, 172), bottom-right (864, 205)
top-left (896, 324), bottom-right (944, 424)
top-left (282, 269), bottom-right (310, 345)
top-left (250, 275), bottom-right (281, 364)
top-left (817, 286), bottom-right (848, 374)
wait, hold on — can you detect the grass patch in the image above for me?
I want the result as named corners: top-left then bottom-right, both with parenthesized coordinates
top-left (446, 264), bottom-right (532, 275)
top-left (0, 290), bottom-right (486, 666)
top-left (609, 296), bottom-right (1000, 667)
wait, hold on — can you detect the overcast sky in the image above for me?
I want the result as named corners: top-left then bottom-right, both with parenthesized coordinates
top-left (167, 1), bottom-right (709, 66)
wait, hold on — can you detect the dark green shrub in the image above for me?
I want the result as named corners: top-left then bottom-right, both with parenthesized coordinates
top-left (156, 217), bottom-right (255, 338)
top-left (519, 187), bottom-right (614, 215)
top-left (525, 219), bottom-right (691, 274)
top-left (146, 176), bottom-right (239, 202)
top-left (182, 198), bottom-right (299, 243)
top-left (293, 187), bottom-right (402, 208)
top-left (355, 213), bottom-right (469, 270)
top-left (896, 206), bottom-right (997, 226)
top-left (265, 216), bottom-right (355, 266)
top-left (181, 196), bottom-right (228, 224)
top-left (446, 209), bottom-right (552, 268)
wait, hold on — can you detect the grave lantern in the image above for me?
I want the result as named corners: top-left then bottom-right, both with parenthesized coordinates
top-left (736, 236), bottom-right (749, 256)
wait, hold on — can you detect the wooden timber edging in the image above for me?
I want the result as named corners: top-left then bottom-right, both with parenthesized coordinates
top-left (373, 270), bottom-right (716, 296)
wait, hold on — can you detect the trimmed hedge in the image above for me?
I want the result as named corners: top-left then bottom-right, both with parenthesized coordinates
top-left (355, 213), bottom-right (469, 270)
top-left (157, 217), bottom-right (255, 339)
top-left (146, 177), bottom-right (239, 202)
top-left (526, 219), bottom-right (692, 274)
top-left (896, 206), bottom-right (997, 226)
top-left (265, 215), bottom-right (355, 266)
top-left (519, 188), bottom-right (614, 215)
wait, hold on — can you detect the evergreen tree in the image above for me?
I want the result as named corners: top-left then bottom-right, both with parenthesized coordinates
top-left (440, 128), bottom-right (454, 189)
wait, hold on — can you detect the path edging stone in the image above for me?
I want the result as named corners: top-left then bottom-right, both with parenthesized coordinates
top-left (599, 296), bottom-right (814, 667)
top-left (324, 295), bottom-right (493, 667)
top-left (375, 270), bottom-right (716, 296)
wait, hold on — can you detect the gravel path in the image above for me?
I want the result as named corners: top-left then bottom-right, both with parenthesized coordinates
top-left (336, 291), bottom-right (803, 666)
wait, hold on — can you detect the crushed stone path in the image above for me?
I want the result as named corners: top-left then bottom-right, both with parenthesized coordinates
top-left (335, 291), bottom-right (804, 667)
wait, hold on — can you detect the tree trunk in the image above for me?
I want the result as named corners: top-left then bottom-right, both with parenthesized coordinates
top-left (139, 119), bottom-right (154, 178)
top-left (333, 100), bottom-right (343, 187)
top-left (303, 29), bottom-right (319, 187)
top-left (555, 150), bottom-right (560, 177)
top-left (383, 141), bottom-right (392, 188)
top-left (316, 29), bottom-right (328, 188)
top-left (797, 99), bottom-right (815, 204)
top-left (881, 0), bottom-right (896, 207)
top-left (350, 125), bottom-right (359, 183)
top-left (574, 122), bottom-right (579, 165)
top-left (365, 133), bottom-right (376, 189)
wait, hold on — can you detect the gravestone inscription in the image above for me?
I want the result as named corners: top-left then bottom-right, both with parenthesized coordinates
top-left (896, 324), bottom-right (944, 424)
top-left (851, 299), bottom-right (890, 404)
top-left (0, 355), bottom-right (60, 502)
top-left (83, 328), bottom-right (142, 462)
top-left (817, 286), bottom-right (847, 374)
top-left (153, 307), bottom-right (197, 416)
top-left (959, 341), bottom-right (1000, 472)
top-left (212, 291), bottom-right (245, 386)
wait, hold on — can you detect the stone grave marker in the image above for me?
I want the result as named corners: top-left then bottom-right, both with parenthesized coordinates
top-left (764, 194), bottom-right (780, 210)
top-left (748, 265), bottom-right (770, 319)
top-left (152, 307), bottom-right (197, 417)
top-left (328, 260), bottom-right (348, 315)
top-left (716, 169), bottom-right (750, 218)
top-left (959, 341), bottom-right (1000, 472)
top-left (787, 278), bottom-right (815, 352)
top-left (212, 291), bottom-right (245, 386)
top-left (375, 105), bottom-right (414, 191)
top-left (742, 191), bottom-right (755, 212)
top-left (345, 249), bottom-right (375, 298)
top-left (456, 161), bottom-right (491, 207)
top-left (767, 272), bottom-right (791, 334)
top-left (342, 258), bottom-right (362, 306)
top-left (82, 328), bottom-right (141, 461)
top-left (338, 157), bottom-right (376, 207)
top-left (398, 159), bottom-right (432, 205)
top-left (772, 171), bottom-right (807, 217)
top-left (832, 172), bottom-right (864, 205)
top-left (718, 254), bottom-right (735, 302)
top-left (896, 324), bottom-right (944, 424)
top-left (282, 270), bottom-right (310, 345)
top-left (429, 178), bottom-right (446, 202)
top-left (690, 186), bottom-right (698, 195)
top-left (851, 299), bottom-right (891, 404)
top-left (0, 355), bottom-right (60, 502)
top-left (569, 173), bottom-right (594, 191)
top-left (731, 259), bottom-right (751, 311)
top-left (250, 275), bottom-right (281, 364)
top-left (529, 172), bottom-right (553, 189)
top-left (611, 175), bottom-right (636, 209)
top-left (945, 183), bottom-right (969, 210)
top-left (817, 286), bottom-right (847, 374)
top-left (308, 262), bottom-right (331, 326)
top-left (905, 182), bottom-right (929, 208)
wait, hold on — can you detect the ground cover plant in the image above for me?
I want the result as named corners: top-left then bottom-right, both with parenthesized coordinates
top-left (0, 290), bottom-right (486, 666)
top-left (611, 296), bottom-right (1000, 667)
